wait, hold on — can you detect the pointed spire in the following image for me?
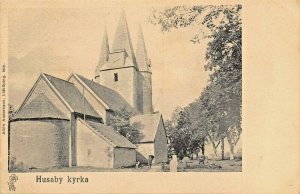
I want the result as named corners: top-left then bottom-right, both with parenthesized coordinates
top-left (111, 10), bottom-right (136, 65)
top-left (136, 24), bottom-right (151, 72)
top-left (98, 27), bottom-right (110, 67)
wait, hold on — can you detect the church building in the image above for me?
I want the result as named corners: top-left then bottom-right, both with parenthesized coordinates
top-left (9, 12), bottom-right (168, 170)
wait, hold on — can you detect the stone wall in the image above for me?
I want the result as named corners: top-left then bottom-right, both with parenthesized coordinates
top-left (113, 148), bottom-right (136, 168)
top-left (9, 119), bottom-right (69, 169)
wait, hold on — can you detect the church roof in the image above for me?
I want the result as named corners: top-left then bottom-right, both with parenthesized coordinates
top-left (81, 119), bottom-right (136, 149)
top-left (75, 74), bottom-right (136, 113)
top-left (14, 93), bottom-right (68, 120)
top-left (130, 113), bottom-right (162, 143)
top-left (44, 74), bottom-right (100, 118)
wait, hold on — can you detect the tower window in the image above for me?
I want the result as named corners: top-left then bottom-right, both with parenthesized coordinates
top-left (114, 73), bottom-right (118, 82)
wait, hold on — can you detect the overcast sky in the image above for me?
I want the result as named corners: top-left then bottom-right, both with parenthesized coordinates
top-left (8, 4), bottom-right (210, 119)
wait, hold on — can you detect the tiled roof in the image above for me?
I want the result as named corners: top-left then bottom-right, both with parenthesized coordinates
top-left (82, 120), bottom-right (136, 149)
top-left (14, 93), bottom-right (68, 120)
top-left (75, 74), bottom-right (136, 113)
top-left (130, 113), bottom-right (162, 143)
top-left (44, 74), bottom-right (100, 118)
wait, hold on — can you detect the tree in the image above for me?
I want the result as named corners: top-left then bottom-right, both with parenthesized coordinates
top-left (186, 100), bottom-right (209, 156)
top-left (166, 107), bottom-right (193, 159)
top-left (109, 107), bottom-right (142, 143)
top-left (150, 5), bottom-right (242, 160)
top-left (8, 104), bottom-right (16, 121)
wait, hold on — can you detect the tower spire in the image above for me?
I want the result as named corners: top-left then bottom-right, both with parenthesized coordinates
top-left (111, 10), bottom-right (136, 65)
top-left (98, 27), bottom-right (110, 67)
top-left (136, 24), bottom-right (151, 72)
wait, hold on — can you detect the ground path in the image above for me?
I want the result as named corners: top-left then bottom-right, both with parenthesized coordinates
top-left (148, 165), bottom-right (162, 172)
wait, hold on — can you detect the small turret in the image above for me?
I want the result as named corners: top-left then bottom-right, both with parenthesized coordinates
top-left (136, 24), bottom-right (153, 114)
top-left (95, 28), bottom-right (110, 79)
top-left (136, 24), bottom-right (151, 72)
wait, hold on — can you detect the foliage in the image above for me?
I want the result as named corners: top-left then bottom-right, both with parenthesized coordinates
top-left (9, 104), bottom-right (16, 121)
top-left (9, 157), bottom-right (27, 172)
top-left (166, 107), bottom-right (206, 159)
top-left (150, 5), bottom-right (242, 159)
top-left (109, 107), bottom-right (142, 143)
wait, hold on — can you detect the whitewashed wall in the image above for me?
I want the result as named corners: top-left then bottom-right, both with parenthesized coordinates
top-left (76, 120), bottom-right (114, 168)
top-left (136, 143), bottom-right (154, 161)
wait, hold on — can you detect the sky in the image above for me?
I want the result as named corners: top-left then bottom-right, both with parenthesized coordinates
top-left (8, 3), bottom-right (210, 119)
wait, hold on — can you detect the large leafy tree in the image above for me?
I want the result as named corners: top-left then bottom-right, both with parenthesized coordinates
top-left (109, 107), bottom-right (142, 143)
top-left (150, 5), bottom-right (242, 159)
top-left (166, 107), bottom-right (193, 159)
top-left (166, 106), bottom-right (209, 159)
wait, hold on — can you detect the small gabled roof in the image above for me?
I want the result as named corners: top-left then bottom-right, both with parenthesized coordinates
top-left (74, 74), bottom-right (136, 113)
top-left (80, 119), bottom-right (136, 149)
top-left (14, 93), bottom-right (68, 120)
top-left (130, 113), bottom-right (162, 143)
top-left (43, 74), bottom-right (100, 118)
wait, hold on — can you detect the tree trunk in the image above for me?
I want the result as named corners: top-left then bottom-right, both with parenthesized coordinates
top-left (211, 141), bottom-right (218, 159)
top-left (201, 138), bottom-right (205, 156)
top-left (228, 142), bottom-right (235, 160)
top-left (221, 138), bottom-right (225, 160)
top-left (207, 135), bottom-right (219, 159)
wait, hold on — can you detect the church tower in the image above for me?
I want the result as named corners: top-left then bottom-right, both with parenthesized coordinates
top-left (136, 25), bottom-right (153, 114)
top-left (95, 12), bottom-right (153, 114)
top-left (95, 11), bottom-right (138, 110)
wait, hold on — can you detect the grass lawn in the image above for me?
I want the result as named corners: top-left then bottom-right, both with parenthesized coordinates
top-left (13, 159), bottom-right (242, 172)
top-left (178, 159), bottom-right (242, 172)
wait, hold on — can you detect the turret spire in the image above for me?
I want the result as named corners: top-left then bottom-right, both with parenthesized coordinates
top-left (136, 24), bottom-right (151, 72)
top-left (98, 27), bottom-right (110, 67)
top-left (111, 10), bottom-right (136, 65)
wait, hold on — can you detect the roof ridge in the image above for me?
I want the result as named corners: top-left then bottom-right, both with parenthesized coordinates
top-left (43, 73), bottom-right (73, 84)
top-left (76, 74), bottom-right (116, 91)
top-left (88, 120), bottom-right (115, 133)
top-left (41, 73), bottom-right (74, 112)
top-left (76, 74), bottom-right (132, 101)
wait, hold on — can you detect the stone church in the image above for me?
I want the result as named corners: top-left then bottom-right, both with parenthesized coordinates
top-left (9, 12), bottom-right (168, 170)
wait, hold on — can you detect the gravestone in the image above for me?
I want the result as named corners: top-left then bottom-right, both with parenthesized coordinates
top-left (170, 155), bottom-right (178, 172)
